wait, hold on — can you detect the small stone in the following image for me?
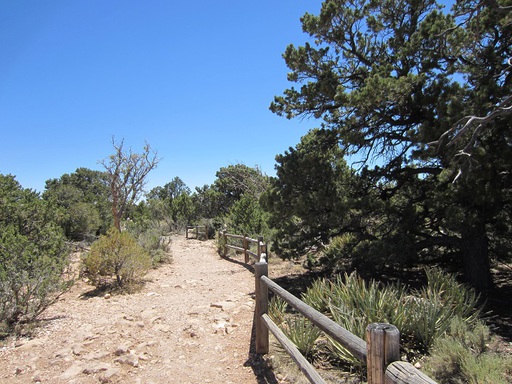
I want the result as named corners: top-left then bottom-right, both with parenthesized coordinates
top-left (71, 344), bottom-right (84, 355)
top-left (17, 338), bottom-right (45, 351)
top-left (60, 363), bottom-right (83, 380)
top-left (414, 361), bottom-right (422, 369)
top-left (210, 301), bottom-right (237, 311)
top-left (82, 362), bottom-right (111, 374)
top-left (115, 343), bottom-right (131, 356)
top-left (139, 353), bottom-right (149, 361)
top-left (100, 367), bottom-right (120, 383)
top-left (104, 293), bottom-right (111, 299)
top-left (115, 354), bottom-right (139, 367)
top-left (55, 347), bottom-right (71, 358)
top-left (83, 350), bottom-right (110, 361)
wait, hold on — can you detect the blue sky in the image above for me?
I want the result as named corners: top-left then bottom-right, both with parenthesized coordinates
top-left (0, 1), bottom-right (322, 193)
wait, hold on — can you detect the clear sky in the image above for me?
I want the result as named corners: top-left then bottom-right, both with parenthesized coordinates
top-left (0, 1), bottom-right (323, 193)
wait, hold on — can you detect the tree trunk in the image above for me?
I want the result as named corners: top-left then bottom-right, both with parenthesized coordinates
top-left (461, 225), bottom-right (492, 294)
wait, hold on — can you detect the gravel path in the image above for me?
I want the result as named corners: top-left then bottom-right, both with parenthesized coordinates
top-left (0, 235), bottom-right (274, 384)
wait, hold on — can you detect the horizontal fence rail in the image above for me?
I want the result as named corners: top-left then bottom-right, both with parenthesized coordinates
top-left (186, 225), bottom-right (208, 240)
top-left (254, 261), bottom-right (437, 384)
top-left (219, 231), bottom-right (267, 263)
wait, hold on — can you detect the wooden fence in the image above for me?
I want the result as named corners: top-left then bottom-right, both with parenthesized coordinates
top-left (219, 231), bottom-right (268, 263)
top-left (198, 229), bottom-right (436, 383)
top-left (186, 225), bottom-right (209, 240)
top-left (254, 261), bottom-right (437, 384)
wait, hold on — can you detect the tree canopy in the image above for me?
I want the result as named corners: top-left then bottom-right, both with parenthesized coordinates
top-left (43, 168), bottom-right (111, 240)
top-left (270, 0), bottom-right (511, 292)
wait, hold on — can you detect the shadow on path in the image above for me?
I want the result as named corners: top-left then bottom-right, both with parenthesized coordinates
top-left (243, 312), bottom-right (279, 384)
top-left (219, 253), bottom-right (279, 383)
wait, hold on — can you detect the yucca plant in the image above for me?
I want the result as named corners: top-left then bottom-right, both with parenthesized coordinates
top-left (408, 268), bottom-right (482, 350)
top-left (301, 278), bottom-right (331, 313)
top-left (300, 268), bottom-right (486, 369)
top-left (324, 304), bottom-right (366, 367)
top-left (281, 315), bottom-right (322, 361)
top-left (269, 295), bottom-right (288, 326)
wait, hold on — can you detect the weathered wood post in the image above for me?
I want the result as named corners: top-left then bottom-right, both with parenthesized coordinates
top-left (186, 226), bottom-right (189, 239)
top-left (195, 226), bottom-right (199, 239)
top-left (223, 232), bottom-right (228, 256)
top-left (204, 225), bottom-right (208, 240)
top-left (254, 261), bottom-right (269, 354)
top-left (243, 234), bottom-right (249, 263)
top-left (366, 323), bottom-right (400, 384)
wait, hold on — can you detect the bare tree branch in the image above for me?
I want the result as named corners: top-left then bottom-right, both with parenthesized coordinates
top-left (429, 94), bottom-right (512, 151)
top-left (100, 138), bottom-right (160, 231)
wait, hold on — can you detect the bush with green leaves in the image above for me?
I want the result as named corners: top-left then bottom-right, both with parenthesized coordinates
top-left (0, 174), bottom-right (72, 334)
top-left (281, 316), bottom-right (322, 361)
top-left (82, 227), bottom-right (151, 287)
top-left (287, 268), bottom-right (487, 372)
top-left (268, 296), bottom-right (321, 362)
top-left (424, 317), bottom-right (512, 383)
top-left (125, 220), bottom-right (172, 267)
top-left (227, 193), bottom-right (271, 239)
top-left (269, 296), bottom-right (288, 326)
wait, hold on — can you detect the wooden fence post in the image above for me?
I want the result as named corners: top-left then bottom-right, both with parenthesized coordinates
top-left (257, 236), bottom-right (263, 261)
top-left (223, 232), bottom-right (228, 257)
top-left (366, 323), bottom-right (400, 384)
top-left (186, 226), bottom-right (189, 239)
top-left (243, 234), bottom-right (249, 263)
top-left (255, 261), bottom-right (269, 354)
top-left (205, 225), bottom-right (208, 240)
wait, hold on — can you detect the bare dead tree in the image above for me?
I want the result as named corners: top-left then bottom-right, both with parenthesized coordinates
top-left (100, 138), bottom-right (160, 231)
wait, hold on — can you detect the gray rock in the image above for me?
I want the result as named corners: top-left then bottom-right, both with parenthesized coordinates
top-left (82, 362), bottom-right (111, 375)
top-left (59, 363), bottom-right (83, 380)
top-left (115, 354), bottom-right (139, 367)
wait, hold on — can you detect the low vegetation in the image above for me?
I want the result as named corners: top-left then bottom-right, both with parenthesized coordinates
top-left (0, 175), bottom-right (73, 336)
top-left (269, 268), bottom-right (511, 383)
top-left (82, 227), bottom-right (151, 288)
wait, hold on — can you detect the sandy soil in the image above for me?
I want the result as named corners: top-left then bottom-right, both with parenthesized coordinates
top-left (0, 235), bottom-right (277, 384)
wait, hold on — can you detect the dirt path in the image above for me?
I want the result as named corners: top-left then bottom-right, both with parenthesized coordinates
top-left (0, 236), bottom-right (276, 384)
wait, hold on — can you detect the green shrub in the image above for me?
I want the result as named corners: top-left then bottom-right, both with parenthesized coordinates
top-left (136, 227), bottom-right (171, 267)
top-left (227, 194), bottom-right (271, 240)
top-left (301, 269), bottom-right (483, 364)
top-left (424, 317), bottom-right (512, 383)
top-left (82, 227), bottom-right (151, 287)
top-left (125, 221), bottom-right (172, 267)
top-left (269, 296), bottom-right (288, 326)
top-left (0, 175), bottom-right (72, 334)
top-left (407, 268), bottom-right (481, 350)
top-left (281, 316), bottom-right (322, 361)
